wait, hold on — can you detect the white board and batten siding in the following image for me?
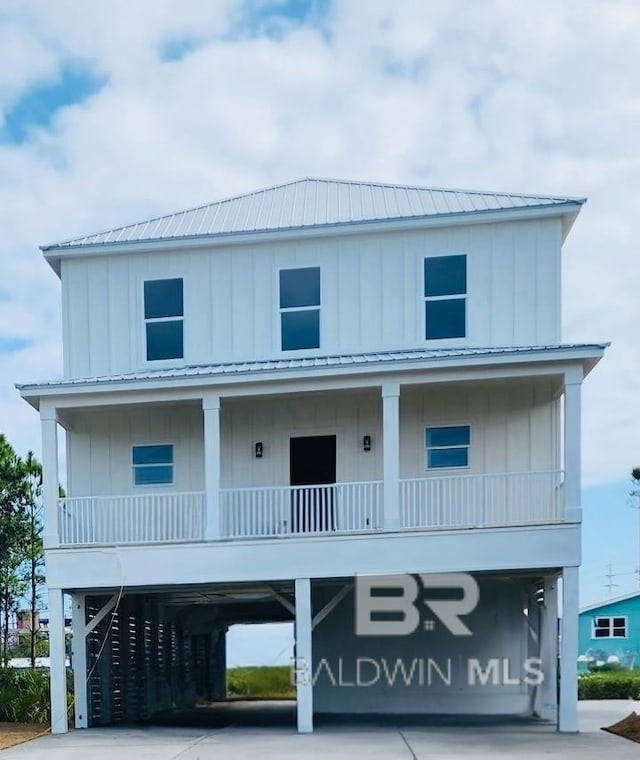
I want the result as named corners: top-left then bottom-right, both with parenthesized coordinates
top-left (61, 217), bottom-right (562, 379)
top-left (65, 382), bottom-right (558, 498)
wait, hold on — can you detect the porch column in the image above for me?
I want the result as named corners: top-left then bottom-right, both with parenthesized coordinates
top-left (294, 578), bottom-right (313, 733)
top-left (203, 393), bottom-right (221, 541)
top-left (40, 404), bottom-right (59, 548)
top-left (49, 588), bottom-right (68, 734)
top-left (559, 566), bottom-right (579, 732)
top-left (538, 576), bottom-right (558, 722)
top-left (71, 594), bottom-right (88, 728)
top-left (563, 370), bottom-right (582, 523)
top-left (382, 383), bottom-right (401, 531)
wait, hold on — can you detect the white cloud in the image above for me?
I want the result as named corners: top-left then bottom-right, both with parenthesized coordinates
top-left (0, 0), bottom-right (638, 487)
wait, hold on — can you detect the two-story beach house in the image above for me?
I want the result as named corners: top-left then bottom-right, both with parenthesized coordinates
top-left (18, 178), bottom-right (605, 734)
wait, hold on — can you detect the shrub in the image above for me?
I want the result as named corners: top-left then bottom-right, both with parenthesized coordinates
top-left (0, 669), bottom-right (51, 723)
top-left (578, 672), bottom-right (640, 700)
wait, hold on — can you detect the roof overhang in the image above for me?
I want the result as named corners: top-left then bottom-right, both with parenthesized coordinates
top-left (41, 202), bottom-right (584, 277)
top-left (17, 343), bottom-right (607, 411)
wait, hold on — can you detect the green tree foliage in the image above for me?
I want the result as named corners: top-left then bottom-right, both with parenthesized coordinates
top-left (0, 436), bottom-right (45, 668)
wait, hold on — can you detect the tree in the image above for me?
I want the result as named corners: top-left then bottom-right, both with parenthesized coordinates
top-left (0, 435), bottom-right (30, 666)
top-left (22, 452), bottom-right (44, 668)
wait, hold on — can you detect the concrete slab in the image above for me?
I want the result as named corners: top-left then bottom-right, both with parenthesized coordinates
top-left (1, 701), bottom-right (639, 759)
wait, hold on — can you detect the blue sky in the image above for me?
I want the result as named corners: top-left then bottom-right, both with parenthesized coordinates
top-left (0, 0), bottom-right (639, 664)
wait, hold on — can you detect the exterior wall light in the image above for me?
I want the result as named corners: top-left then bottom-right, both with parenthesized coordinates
top-left (363, 435), bottom-right (372, 452)
top-left (255, 442), bottom-right (263, 458)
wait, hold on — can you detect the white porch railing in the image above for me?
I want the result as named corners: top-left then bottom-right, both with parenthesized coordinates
top-left (58, 492), bottom-right (206, 545)
top-left (220, 481), bottom-right (384, 539)
top-left (400, 470), bottom-right (564, 530)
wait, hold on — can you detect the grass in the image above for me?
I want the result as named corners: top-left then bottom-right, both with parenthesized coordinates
top-left (226, 666), bottom-right (295, 699)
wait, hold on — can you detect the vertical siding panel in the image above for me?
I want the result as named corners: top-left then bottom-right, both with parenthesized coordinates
top-left (513, 222), bottom-right (537, 346)
top-left (490, 224), bottom-right (515, 346)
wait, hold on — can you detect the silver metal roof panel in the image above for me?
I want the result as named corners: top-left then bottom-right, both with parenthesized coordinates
top-left (41, 178), bottom-right (585, 251)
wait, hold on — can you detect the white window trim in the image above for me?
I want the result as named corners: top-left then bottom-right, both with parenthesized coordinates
top-left (425, 423), bottom-right (472, 472)
top-left (422, 254), bottom-right (468, 343)
top-left (277, 266), bottom-right (322, 353)
top-left (132, 443), bottom-right (175, 488)
top-left (591, 615), bottom-right (628, 640)
top-left (141, 278), bottom-right (186, 366)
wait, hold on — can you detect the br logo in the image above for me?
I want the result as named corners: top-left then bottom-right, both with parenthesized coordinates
top-left (355, 573), bottom-right (479, 637)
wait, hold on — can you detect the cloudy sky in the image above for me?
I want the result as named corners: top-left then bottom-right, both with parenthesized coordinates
top-left (0, 0), bottom-right (638, 637)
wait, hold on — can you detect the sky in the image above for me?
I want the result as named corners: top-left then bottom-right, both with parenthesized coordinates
top-left (0, 0), bottom-right (639, 662)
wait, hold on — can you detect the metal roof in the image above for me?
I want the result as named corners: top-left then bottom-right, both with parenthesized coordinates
top-left (42, 178), bottom-right (585, 251)
top-left (17, 344), bottom-right (607, 395)
top-left (580, 590), bottom-right (640, 614)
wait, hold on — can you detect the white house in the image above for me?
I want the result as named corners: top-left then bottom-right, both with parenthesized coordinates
top-left (18, 178), bottom-right (605, 734)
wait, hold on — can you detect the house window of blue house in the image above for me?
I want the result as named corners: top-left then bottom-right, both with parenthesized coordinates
top-left (132, 445), bottom-right (174, 485)
top-left (592, 616), bottom-right (627, 638)
top-left (424, 255), bottom-right (466, 340)
top-left (280, 267), bottom-right (320, 350)
top-left (144, 278), bottom-right (184, 361)
top-left (425, 425), bottom-right (470, 469)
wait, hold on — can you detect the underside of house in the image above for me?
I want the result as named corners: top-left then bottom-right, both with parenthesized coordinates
top-left (73, 571), bottom-right (561, 729)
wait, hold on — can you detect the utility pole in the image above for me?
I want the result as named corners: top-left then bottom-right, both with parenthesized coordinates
top-left (604, 561), bottom-right (619, 593)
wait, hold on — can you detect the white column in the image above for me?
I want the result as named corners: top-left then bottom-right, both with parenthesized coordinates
top-left (40, 404), bottom-right (59, 548)
top-left (71, 593), bottom-right (88, 728)
top-left (559, 566), bottom-right (579, 732)
top-left (538, 576), bottom-right (558, 722)
top-left (382, 383), bottom-right (400, 531)
top-left (294, 578), bottom-right (313, 733)
top-left (203, 394), bottom-right (221, 541)
top-left (48, 588), bottom-right (68, 734)
top-left (563, 371), bottom-right (582, 523)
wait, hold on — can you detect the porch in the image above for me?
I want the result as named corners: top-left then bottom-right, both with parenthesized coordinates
top-left (57, 469), bottom-right (565, 546)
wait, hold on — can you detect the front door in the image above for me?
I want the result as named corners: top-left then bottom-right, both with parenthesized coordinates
top-left (289, 435), bottom-right (337, 533)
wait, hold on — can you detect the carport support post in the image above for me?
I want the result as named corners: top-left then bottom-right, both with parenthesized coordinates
top-left (538, 576), bottom-right (558, 722)
top-left (559, 566), bottom-right (579, 732)
top-left (49, 588), bottom-right (68, 734)
top-left (71, 593), bottom-right (88, 728)
top-left (295, 578), bottom-right (313, 733)
top-left (203, 394), bottom-right (221, 541)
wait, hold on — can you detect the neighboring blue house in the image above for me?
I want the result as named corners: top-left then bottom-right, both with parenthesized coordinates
top-left (579, 591), bottom-right (640, 670)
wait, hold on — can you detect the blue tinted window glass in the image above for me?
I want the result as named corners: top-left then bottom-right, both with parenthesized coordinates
top-left (281, 310), bottom-right (320, 350)
top-left (132, 445), bottom-right (173, 466)
top-left (428, 448), bottom-right (469, 469)
top-left (426, 426), bottom-right (470, 448)
top-left (144, 278), bottom-right (183, 319)
top-left (134, 465), bottom-right (174, 485)
top-left (146, 320), bottom-right (183, 360)
top-left (424, 256), bottom-right (466, 297)
top-left (425, 298), bottom-right (466, 339)
top-left (280, 268), bottom-right (320, 308)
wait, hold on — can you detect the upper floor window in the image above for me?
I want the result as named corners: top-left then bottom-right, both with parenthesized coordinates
top-left (424, 255), bottom-right (466, 340)
top-left (132, 444), bottom-right (174, 485)
top-left (144, 278), bottom-right (184, 361)
top-left (425, 425), bottom-right (470, 469)
top-left (279, 267), bottom-right (320, 351)
top-left (592, 616), bottom-right (627, 639)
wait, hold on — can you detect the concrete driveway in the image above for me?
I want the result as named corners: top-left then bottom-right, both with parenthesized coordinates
top-left (1, 701), bottom-right (639, 759)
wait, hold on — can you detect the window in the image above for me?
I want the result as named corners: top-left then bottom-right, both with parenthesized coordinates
top-left (144, 278), bottom-right (184, 361)
top-left (132, 445), bottom-right (174, 485)
top-left (424, 255), bottom-right (466, 340)
top-left (592, 616), bottom-right (627, 639)
top-left (425, 425), bottom-right (470, 469)
top-left (279, 267), bottom-right (320, 350)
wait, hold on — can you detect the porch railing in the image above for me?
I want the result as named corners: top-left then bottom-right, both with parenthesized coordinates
top-left (220, 481), bottom-right (384, 539)
top-left (400, 470), bottom-right (564, 530)
top-left (58, 492), bottom-right (206, 545)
